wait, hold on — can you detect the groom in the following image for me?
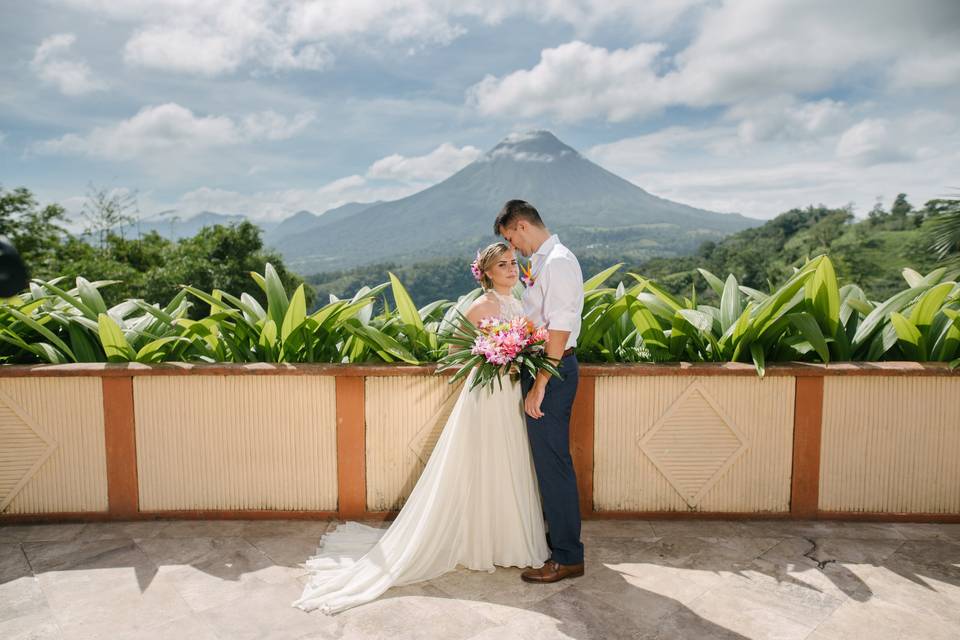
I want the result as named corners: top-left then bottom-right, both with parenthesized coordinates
top-left (495, 199), bottom-right (585, 584)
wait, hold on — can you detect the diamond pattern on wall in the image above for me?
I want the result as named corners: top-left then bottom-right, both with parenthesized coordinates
top-left (408, 380), bottom-right (465, 466)
top-left (0, 388), bottom-right (57, 511)
top-left (638, 380), bottom-right (749, 507)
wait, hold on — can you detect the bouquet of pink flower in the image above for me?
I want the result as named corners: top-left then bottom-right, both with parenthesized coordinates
top-left (436, 309), bottom-right (563, 392)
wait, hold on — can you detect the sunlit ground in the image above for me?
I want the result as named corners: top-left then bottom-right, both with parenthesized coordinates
top-left (2, 518), bottom-right (959, 639)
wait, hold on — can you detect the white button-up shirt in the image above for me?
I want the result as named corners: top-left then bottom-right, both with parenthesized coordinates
top-left (521, 233), bottom-right (583, 350)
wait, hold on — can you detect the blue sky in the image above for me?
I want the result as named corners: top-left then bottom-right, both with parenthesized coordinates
top-left (2, 0), bottom-right (959, 230)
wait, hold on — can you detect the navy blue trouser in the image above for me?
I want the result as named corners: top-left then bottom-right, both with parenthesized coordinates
top-left (520, 352), bottom-right (584, 565)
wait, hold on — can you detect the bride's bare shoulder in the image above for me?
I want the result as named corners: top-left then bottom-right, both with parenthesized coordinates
top-left (466, 293), bottom-right (499, 323)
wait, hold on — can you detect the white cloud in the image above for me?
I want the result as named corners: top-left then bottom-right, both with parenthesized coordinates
top-left (240, 110), bottom-right (315, 141)
top-left (175, 178), bottom-right (418, 222)
top-left (890, 50), bottom-right (960, 89)
top-left (31, 33), bottom-right (106, 95)
top-left (589, 126), bottom-right (744, 168)
top-left (468, 0), bottom-right (960, 122)
top-left (55, 0), bottom-right (705, 76)
top-left (124, 22), bottom-right (333, 75)
top-left (588, 108), bottom-right (960, 218)
top-left (726, 96), bottom-right (850, 145)
top-left (34, 103), bottom-right (315, 160)
top-left (835, 119), bottom-right (911, 166)
top-left (366, 142), bottom-right (481, 183)
top-left (168, 140), bottom-right (483, 219)
top-left (468, 41), bottom-right (666, 122)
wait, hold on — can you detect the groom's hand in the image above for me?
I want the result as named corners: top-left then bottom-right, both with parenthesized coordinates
top-left (524, 382), bottom-right (546, 419)
top-left (526, 329), bottom-right (570, 419)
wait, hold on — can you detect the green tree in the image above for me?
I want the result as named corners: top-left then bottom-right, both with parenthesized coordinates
top-left (0, 185), bottom-right (69, 275)
top-left (889, 193), bottom-right (912, 230)
top-left (867, 198), bottom-right (887, 226)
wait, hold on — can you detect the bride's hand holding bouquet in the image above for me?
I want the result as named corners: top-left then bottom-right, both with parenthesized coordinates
top-left (437, 310), bottom-right (563, 392)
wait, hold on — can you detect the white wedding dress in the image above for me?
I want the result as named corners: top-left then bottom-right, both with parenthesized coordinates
top-left (292, 289), bottom-right (550, 614)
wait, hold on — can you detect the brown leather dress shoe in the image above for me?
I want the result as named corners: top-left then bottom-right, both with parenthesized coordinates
top-left (521, 559), bottom-right (584, 583)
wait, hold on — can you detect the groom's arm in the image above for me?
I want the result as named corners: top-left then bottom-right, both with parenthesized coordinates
top-left (536, 258), bottom-right (582, 382)
top-left (525, 258), bottom-right (582, 417)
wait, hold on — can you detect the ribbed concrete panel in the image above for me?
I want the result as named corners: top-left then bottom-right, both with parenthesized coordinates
top-left (595, 376), bottom-right (793, 512)
top-left (135, 376), bottom-right (337, 510)
top-left (0, 378), bottom-right (107, 514)
top-left (820, 376), bottom-right (960, 513)
top-left (365, 375), bottom-right (463, 510)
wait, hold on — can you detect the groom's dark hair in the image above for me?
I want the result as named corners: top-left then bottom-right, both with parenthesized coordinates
top-left (494, 199), bottom-right (545, 235)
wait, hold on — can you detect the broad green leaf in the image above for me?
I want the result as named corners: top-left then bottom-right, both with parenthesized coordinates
top-left (697, 268), bottom-right (726, 297)
top-left (677, 308), bottom-right (713, 333)
top-left (902, 267), bottom-right (924, 288)
top-left (281, 284), bottom-right (307, 343)
top-left (258, 319), bottom-right (278, 360)
top-left (33, 279), bottom-right (97, 319)
top-left (909, 282), bottom-right (953, 328)
top-left (629, 300), bottom-right (669, 352)
top-left (389, 272), bottom-right (424, 332)
top-left (67, 322), bottom-right (99, 362)
top-left (136, 336), bottom-right (189, 363)
top-left (263, 263), bottom-right (289, 329)
top-left (719, 274), bottom-right (742, 332)
top-left (750, 342), bottom-right (765, 378)
top-left (889, 311), bottom-right (925, 360)
top-left (807, 257), bottom-right (840, 337)
top-left (77, 277), bottom-right (108, 315)
top-left (853, 285), bottom-right (929, 348)
top-left (97, 313), bottom-right (135, 361)
top-left (584, 263), bottom-right (623, 292)
top-left (788, 312), bottom-right (830, 362)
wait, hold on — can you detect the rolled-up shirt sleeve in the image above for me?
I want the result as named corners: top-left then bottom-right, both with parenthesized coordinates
top-left (542, 257), bottom-right (583, 332)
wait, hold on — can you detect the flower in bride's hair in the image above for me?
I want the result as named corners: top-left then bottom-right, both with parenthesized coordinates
top-left (470, 250), bottom-right (483, 283)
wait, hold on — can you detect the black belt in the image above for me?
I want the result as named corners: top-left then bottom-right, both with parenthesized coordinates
top-left (562, 347), bottom-right (574, 357)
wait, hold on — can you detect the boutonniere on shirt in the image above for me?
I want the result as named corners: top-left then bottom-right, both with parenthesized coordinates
top-left (520, 259), bottom-right (536, 288)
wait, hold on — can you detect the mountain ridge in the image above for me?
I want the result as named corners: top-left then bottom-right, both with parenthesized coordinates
top-left (274, 130), bottom-right (760, 273)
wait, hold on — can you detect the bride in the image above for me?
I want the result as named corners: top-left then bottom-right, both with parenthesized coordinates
top-left (292, 241), bottom-right (551, 615)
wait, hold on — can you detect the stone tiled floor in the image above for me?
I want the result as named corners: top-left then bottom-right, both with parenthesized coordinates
top-left (1, 518), bottom-right (959, 639)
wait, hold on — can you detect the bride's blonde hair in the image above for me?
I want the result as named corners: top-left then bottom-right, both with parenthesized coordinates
top-left (474, 242), bottom-right (512, 291)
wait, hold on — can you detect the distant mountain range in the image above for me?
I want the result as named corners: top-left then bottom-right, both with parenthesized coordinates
top-left (111, 210), bottom-right (258, 241)
top-left (261, 201), bottom-right (381, 248)
top-left (121, 131), bottom-right (762, 274)
top-left (269, 131), bottom-right (761, 273)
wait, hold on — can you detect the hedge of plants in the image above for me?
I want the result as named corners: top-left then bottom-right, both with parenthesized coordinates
top-left (1, 254), bottom-right (957, 377)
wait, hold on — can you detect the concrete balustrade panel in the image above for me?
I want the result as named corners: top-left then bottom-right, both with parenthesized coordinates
top-left (134, 375), bottom-right (337, 510)
top-left (0, 377), bottom-right (107, 513)
top-left (365, 375), bottom-right (465, 511)
top-left (594, 375), bottom-right (794, 512)
top-left (820, 376), bottom-right (960, 513)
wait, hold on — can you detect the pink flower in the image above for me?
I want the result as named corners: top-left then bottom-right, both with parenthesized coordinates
top-left (470, 250), bottom-right (483, 284)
